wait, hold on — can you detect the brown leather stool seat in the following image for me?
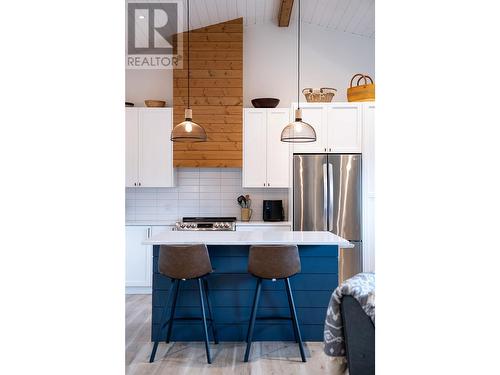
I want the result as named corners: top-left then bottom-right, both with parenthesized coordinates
top-left (244, 245), bottom-right (306, 362)
top-left (248, 245), bottom-right (301, 279)
top-left (158, 244), bottom-right (212, 279)
top-left (149, 244), bottom-right (217, 364)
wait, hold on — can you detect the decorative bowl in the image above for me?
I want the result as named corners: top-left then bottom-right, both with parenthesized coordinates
top-left (251, 98), bottom-right (280, 108)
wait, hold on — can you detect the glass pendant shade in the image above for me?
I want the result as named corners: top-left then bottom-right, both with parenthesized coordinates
top-left (280, 0), bottom-right (317, 143)
top-left (170, 0), bottom-right (207, 143)
top-left (280, 109), bottom-right (316, 142)
top-left (170, 108), bottom-right (207, 142)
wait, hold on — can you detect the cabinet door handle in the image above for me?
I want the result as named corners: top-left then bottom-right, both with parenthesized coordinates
top-left (138, 182), bottom-right (141, 186)
top-left (329, 148), bottom-right (332, 152)
top-left (263, 183), bottom-right (266, 186)
top-left (134, 182), bottom-right (137, 186)
top-left (147, 227), bottom-right (151, 238)
top-left (268, 183), bottom-right (270, 186)
top-left (324, 148), bottom-right (327, 152)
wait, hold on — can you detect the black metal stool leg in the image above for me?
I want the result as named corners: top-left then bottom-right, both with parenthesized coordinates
top-left (150, 279), bottom-right (176, 363)
top-left (197, 278), bottom-right (212, 364)
top-left (244, 278), bottom-right (262, 362)
top-left (285, 279), bottom-right (300, 343)
top-left (165, 279), bottom-right (180, 343)
top-left (285, 278), bottom-right (306, 362)
top-left (203, 278), bottom-right (218, 344)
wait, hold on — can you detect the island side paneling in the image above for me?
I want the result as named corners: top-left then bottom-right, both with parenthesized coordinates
top-left (151, 245), bottom-right (339, 341)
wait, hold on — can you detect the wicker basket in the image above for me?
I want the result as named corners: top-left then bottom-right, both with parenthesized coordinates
top-left (347, 74), bottom-right (375, 102)
top-left (302, 88), bottom-right (337, 102)
top-left (144, 100), bottom-right (166, 107)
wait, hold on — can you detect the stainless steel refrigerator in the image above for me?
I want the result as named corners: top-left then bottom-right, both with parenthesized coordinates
top-left (293, 154), bottom-right (362, 283)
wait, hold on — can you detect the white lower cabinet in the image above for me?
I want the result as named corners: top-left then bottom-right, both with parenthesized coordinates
top-left (151, 225), bottom-right (174, 236)
top-left (125, 225), bottom-right (174, 294)
top-left (125, 226), bottom-right (152, 292)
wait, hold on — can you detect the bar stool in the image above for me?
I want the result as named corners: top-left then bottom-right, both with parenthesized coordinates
top-left (149, 244), bottom-right (218, 364)
top-left (244, 245), bottom-right (306, 362)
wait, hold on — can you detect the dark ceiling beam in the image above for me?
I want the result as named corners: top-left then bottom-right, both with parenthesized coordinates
top-left (278, 0), bottom-right (294, 27)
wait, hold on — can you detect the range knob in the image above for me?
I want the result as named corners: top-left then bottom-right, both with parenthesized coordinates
top-left (224, 223), bottom-right (230, 228)
top-left (180, 223), bottom-right (186, 229)
top-left (214, 223), bottom-right (220, 228)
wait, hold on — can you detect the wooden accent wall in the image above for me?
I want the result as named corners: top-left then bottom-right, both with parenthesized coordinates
top-left (173, 18), bottom-right (243, 168)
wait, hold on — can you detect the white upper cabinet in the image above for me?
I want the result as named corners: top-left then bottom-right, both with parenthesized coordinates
top-left (243, 109), bottom-right (267, 187)
top-left (326, 103), bottom-right (362, 153)
top-left (266, 109), bottom-right (291, 187)
top-left (243, 108), bottom-right (290, 188)
top-left (126, 109), bottom-right (139, 187)
top-left (126, 108), bottom-right (175, 188)
top-left (362, 102), bottom-right (375, 273)
top-left (139, 109), bottom-right (175, 187)
top-left (362, 103), bottom-right (375, 195)
top-left (291, 103), bottom-right (326, 154)
top-left (290, 102), bottom-right (362, 154)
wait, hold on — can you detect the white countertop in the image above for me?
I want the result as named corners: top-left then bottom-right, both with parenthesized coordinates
top-left (143, 230), bottom-right (353, 247)
top-left (126, 220), bottom-right (291, 226)
top-left (235, 221), bottom-right (292, 226)
top-left (126, 221), bottom-right (176, 226)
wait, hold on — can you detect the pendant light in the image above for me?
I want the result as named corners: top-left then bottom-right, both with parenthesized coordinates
top-left (171, 0), bottom-right (207, 142)
top-left (280, 0), bottom-right (316, 143)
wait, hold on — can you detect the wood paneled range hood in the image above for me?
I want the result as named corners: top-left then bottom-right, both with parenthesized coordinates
top-left (173, 18), bottom-right (243, 168)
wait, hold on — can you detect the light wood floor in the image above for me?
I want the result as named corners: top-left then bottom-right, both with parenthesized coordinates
top-left (126, 294), bottom-right (348, 375)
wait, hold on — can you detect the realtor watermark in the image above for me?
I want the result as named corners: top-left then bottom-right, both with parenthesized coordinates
top-left (126, 0), bottom-right (183, 69)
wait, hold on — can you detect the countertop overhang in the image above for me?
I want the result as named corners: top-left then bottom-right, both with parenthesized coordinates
top-left (125, 220), bottom-right (292, 226)
top-left (143, 230), bottom-right (353, 247)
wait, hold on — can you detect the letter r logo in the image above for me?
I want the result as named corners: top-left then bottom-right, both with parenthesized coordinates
top-left (127, 1), bottom-right (178, 55)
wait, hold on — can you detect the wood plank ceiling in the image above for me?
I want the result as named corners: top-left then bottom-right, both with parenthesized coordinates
top-left (178, 0), bottom-right (374, 38)
top-left (173, 18), bottom-right (243, 168)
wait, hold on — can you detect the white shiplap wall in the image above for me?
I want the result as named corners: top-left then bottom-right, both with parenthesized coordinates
top-left (178, 0), bottom-right (375, 38)
top-left (126, 168), bottom-right (288, 223)
top-left (128, 0), bottom-right (374, 39)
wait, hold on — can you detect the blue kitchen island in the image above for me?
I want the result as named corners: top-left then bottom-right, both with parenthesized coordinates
top-left (143, 230), bottom-right (352, 342)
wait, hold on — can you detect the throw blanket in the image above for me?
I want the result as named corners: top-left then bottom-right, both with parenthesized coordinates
top-left (324, 272), bottom-right (375, 357)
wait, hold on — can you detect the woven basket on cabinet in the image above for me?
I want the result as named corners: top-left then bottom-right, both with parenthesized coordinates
top-left (347, 74), bottom-right (375, 102)
top-left (302, 87), bottom-right (337, 103)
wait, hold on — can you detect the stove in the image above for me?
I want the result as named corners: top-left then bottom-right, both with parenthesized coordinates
top-left (175, 217), bottom-right (237, 231)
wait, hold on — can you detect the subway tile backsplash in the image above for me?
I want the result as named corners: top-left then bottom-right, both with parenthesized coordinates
top-left (126, 168), bottom-right (288, 223)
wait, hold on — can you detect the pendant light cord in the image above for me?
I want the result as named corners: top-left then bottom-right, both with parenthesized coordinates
top-left (297, 0), bottom-right (300, 110)
top-left (187, 0), bottom-right (190, 109)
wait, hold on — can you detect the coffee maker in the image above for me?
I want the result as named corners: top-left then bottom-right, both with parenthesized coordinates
top-left (263, 200), bottom-right (284, 221)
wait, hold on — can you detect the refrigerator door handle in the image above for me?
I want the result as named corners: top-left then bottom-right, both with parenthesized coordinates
top-left (323, 163), bottom-right (328, 230)
top-left (328, 162), bottom-right (334, 232)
